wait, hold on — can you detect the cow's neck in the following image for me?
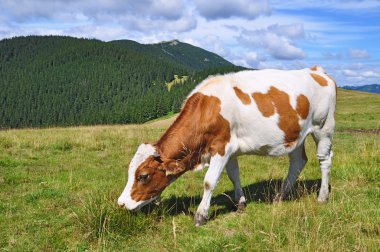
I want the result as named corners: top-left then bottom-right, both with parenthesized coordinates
top-left (155, 114), bottom-right (203, 171)
top-left (154, 93), bottom-right (230, 171)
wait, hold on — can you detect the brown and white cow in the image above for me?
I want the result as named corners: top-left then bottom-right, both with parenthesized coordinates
top-left (118, 66), bottom-right (336, 226)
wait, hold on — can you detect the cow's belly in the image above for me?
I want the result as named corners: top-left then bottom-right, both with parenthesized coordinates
top-left (232, 113), bottom-right (311, 157)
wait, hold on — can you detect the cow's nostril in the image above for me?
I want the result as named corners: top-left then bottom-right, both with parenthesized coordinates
top-left (118, 202), bottom-right (125, 208)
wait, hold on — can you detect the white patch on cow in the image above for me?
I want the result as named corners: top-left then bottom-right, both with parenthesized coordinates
top-left (193, 164), bottom-right (205, 172)
top-left (117, 143), bottom-right (156, 210)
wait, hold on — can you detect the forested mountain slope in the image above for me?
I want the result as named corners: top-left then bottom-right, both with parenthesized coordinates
top-left (111, 39), bottom-right (233, 71)
top-left (0, 36), bottom-right (242, 128)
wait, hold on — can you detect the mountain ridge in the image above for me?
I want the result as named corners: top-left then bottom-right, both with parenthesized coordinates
top-left (341, 84), bottom-right (380, 94)
top-left (110, 38), bottom-right (233, 71)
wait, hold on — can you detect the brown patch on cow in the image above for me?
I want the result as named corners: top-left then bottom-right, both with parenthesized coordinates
top-left (252, 93), bottom-right (275, 117)
top-left (204, 181), bottom-right (210, 190)
top-left (310, 65), bottom-right (318, 71)
top-left (296, 95), bottom-right (310, 119)
top-left (252, 87), bottom-right (310, 147)
top-left (233, 86), bottom-right (251, 105)
top-left (156, 92), bottom-right (231, 168)
top-left (310, 73), bottom-right (328, 87)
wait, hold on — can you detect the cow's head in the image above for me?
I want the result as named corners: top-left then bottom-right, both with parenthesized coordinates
top-left (117, 143), bottom-right (185, 210)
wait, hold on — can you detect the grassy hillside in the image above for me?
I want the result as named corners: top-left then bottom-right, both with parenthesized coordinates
top-left (0, 89), bottom-right (379, 251)
top-left (0, 36), bottom-right (239, 129)
top-left (335, 89), bottom-right (380, 130)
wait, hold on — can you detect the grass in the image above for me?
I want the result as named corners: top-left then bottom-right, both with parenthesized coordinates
top-left (0, 89), bottom-right (379, 251)
top-left (335, 89), bottom-right (380, 130)
top-left (165, 75), bottom-right (189, 91)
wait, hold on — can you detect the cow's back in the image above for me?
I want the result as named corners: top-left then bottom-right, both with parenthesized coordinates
top-left (191, 66), bottom-right (336, 156)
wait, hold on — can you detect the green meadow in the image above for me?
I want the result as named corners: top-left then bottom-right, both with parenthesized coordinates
top-left (0, 89), bottom-right (379, 251)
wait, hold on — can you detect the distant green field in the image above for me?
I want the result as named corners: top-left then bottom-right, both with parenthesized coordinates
top-left (0, 89), bottom-right (379, 251)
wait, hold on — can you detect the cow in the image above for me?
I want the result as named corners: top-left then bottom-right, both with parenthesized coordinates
top-left (118, 65), bottom-right (336, 226)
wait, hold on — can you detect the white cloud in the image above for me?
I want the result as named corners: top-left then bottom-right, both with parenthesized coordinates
top-left (0, 1), bottom-right (199, 42)
top-left (324, 62), bottom-right (380, 86)
top-left (245, 52), bottom-right (266, 64)
top-left (322, 52), bottom-right (343, 60)
top-left (258, 61), bottom-right (286, 69)
top-left (121, 14), bottom-right (197, 33)
top-left (232, 59), bottom-right (251, 68)
top-left (341, 68), bottom-right (379, 79)
top-left (231, 51), bottom-right (267, 68)
top-left (266, 23), bottom-right (305, 39)
top-left (68, 25), bottom-right (128, 41)
top-left (348, 48), bottom-right (370, 59)
top-left (202, 35), bottom-right (231, 57)
top-left (323, 49), bottom-right (371, 61)
top-left (0, 0), bottom-right (187, 21)
top-left (181, 37), bottom-right (201, 47)
top-left (238, 24), bottom-right (306, 60)
top-left (195, 0), bottom-right (270, 20)
top-left (342, 69), bottom-right (358, 77)
top-left (362, 71), bottom-right (380, 78)
top-left (271, 0), bottom-right (380, 11)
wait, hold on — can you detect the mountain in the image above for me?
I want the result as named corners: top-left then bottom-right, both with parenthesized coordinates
top-left (341, 84), bottom-right (380, 94)
top-left (110, 39), bottom-right (234, 71)
top-left (0, 35), bottom-right (243, 128)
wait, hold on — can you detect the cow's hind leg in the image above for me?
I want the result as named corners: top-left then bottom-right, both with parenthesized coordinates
top-left (195, 154), bottom-right (230, 226)
top-left (226, 157), bottom-right (246, 211)
top-left (277, 143), bottom-right (308, 201)
top-left (312, 129), bottom-right (333, 203)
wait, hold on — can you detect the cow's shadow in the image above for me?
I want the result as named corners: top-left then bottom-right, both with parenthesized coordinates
top-left (142, 179), bottom-right (323, 219)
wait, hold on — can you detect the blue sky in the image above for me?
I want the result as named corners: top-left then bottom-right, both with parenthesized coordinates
top-left (1, 0), bottom-right (380, 86)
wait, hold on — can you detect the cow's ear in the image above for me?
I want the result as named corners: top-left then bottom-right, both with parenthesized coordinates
top-left (153, 150), bottom-right (160, 158)
top-left (152, 147), bottom-right (163, 163)
top-left (164, 160), bottom-right (185, 177)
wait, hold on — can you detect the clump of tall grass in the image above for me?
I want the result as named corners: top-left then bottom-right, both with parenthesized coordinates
top-left (0, 136), bottom-right (13, 149)
top-left (0, 157), bottom-right (21, 168)
top-left (73, 189), bottom-right (170, 244)
top-left (51, 139), bottom-right (74, 151)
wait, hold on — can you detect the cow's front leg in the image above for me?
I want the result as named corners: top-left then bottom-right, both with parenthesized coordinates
top-left (195, 154), bottom-right (229, 226)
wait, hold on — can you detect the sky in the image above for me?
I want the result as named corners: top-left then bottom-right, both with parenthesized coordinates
top-left (1, 0), bottom-right (380, 86)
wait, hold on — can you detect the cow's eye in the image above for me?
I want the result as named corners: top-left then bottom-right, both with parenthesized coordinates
top-left (138, 174), bottom-right (150, 182)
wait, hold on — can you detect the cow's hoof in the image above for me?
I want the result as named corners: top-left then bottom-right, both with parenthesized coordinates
top-left (237, 202), bottom-right (247, 212)
top-left (318, 189), bottom-right (329, 203)
top-left (194, 212), bottom-right (208, 226)
top-left (317, 198), bottom-right (328, 204)
top-left (317, 195), bottom-right (329, 204)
